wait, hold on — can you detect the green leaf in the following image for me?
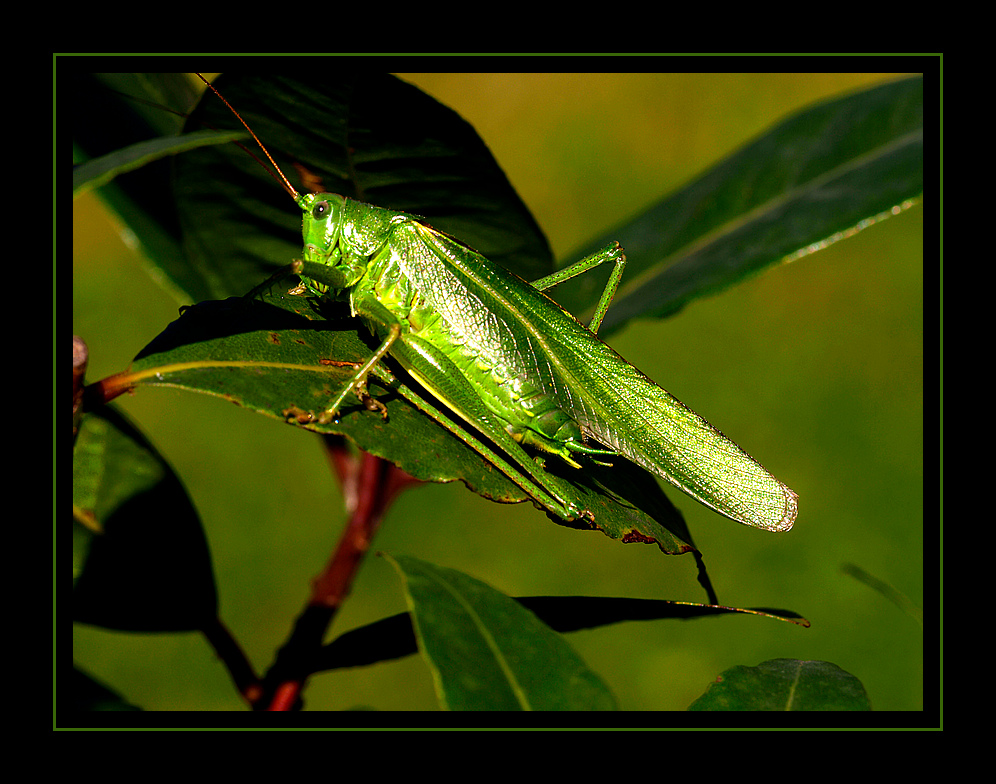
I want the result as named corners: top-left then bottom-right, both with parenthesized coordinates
top-left (74, 73), bottom-right (551, 303)
top-left (125, 279), bottom-right (703, 556)
top-left (381, 554), bottom-right (617, 711)
top-left (553, 75), bottom-right (924, 331)
top-left (72, 73), bottom-right (202, 300)
top-left (688, 659), bottom-right (872, 711)
top-left (173, 73), bottom-right (555, 302)
top-left (73, 406), bottom-right (217, 632)
top-left (127, 282), bottom-right (528, 505)
top-left (318, 596), bottom-right (809, 671)
top-left (842, 563), bottom-right (923, 625)
top-left (73, 129), bottom-right (248, 198)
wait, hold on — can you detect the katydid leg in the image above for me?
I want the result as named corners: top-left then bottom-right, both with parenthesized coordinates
top-left (302, 292), bottom-right (583, 518)
top-left (359, 361), bottom-right (582, 519)
top-left (242, 262), bottom-right (300, 301)
top-left (529, 242), bottom-right (626, 334)
top-left (317, 321), bottom-right (400, 424)
top-left (388, 332), bottom-right (584, 520)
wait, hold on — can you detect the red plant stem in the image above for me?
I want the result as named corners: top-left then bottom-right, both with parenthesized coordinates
top-left (322, 434), bottom-right (360, 512)
top-left (73, 337), bottom-right (89, 440)
top-left (310, 452), bottom-right (387, 609)
top-left (261, 452), bottom-right (419, 710)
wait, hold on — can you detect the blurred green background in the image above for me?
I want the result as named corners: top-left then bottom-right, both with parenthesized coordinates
top-left (72, 72), bottom-right (924, 713)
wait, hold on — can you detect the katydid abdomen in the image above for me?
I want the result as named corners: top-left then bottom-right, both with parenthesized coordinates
top-left (298, 193), bottom-right (797, 532)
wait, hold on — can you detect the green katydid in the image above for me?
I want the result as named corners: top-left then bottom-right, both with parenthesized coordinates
top-left (199, 76), bottom-right (798, 533)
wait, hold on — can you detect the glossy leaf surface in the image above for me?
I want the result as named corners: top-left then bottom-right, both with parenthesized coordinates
top-left (688, 659), bottom-right (872, 711)
top-left (552, 75), bottom-right (924, 331)
top-left (382, 554), bottom-right (617, 711)
top-left (125, 279), bottom-right (701, 555)
top-left (174, 73), bottom-right (555, 303)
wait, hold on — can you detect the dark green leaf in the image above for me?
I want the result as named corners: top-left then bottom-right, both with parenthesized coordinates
top-left (553, 75), bottom-right (924, 331)
top-left (73, 129), bottom-right (248, 198)
top-left (72, 73), bottom-right (200, 298)
top-left (173, 73), bottom-right (555, 302)
top-left (688, 659), bottom-right (872, 711)
top-left (318, 596), bottom-right (808, 671)
top-left (382, 554), bottom-right (617, 711)
top-left (126, 280), bottom-right (702, 556)
top-left (73, 406), bottom-right (217, 632)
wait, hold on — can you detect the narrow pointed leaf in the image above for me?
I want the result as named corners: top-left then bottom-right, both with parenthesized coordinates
top-left (318, 596), bottom-right (808, 671)
top-left (73, 129), bottom-right (247, 198)
top-left (72, 72), bottom-right (201, 298)
top-left (554, 76), bottom-right (924, 330)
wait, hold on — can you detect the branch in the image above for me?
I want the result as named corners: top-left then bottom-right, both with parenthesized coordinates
top-left (259, 447), bottom-right (420, 710)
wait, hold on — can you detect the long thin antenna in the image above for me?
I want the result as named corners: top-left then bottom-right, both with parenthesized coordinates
top-left (195, 73), bottom-right (299, 201)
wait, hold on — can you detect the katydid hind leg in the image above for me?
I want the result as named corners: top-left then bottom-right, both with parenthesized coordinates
top-left (393, 379), bottom-right (584, 521)
top-left (530, 242), bottom-right (626, 334)
top-left (298, 289), bottom-right (584, 518)
top-left (386, 332), bottom-right (585, 520)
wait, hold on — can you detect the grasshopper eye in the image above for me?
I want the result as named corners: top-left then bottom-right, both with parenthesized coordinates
top-left (312, 201), bottom-right (329, 220)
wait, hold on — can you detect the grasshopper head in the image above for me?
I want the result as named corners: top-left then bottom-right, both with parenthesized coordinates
top-left (294, 192), bottom-right (357, 296)
top-left (298, 192), bottom-right (346, 266)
